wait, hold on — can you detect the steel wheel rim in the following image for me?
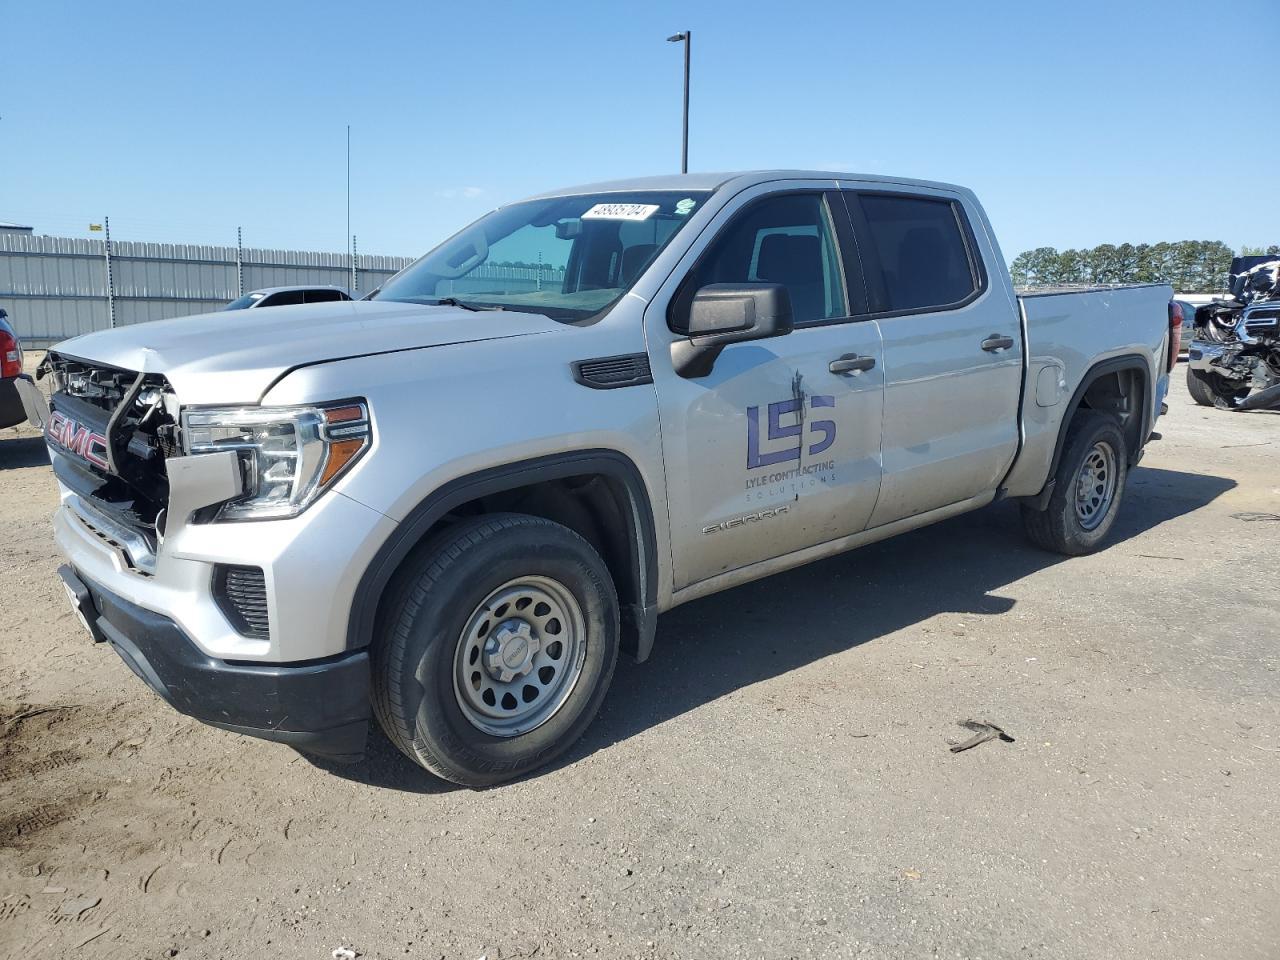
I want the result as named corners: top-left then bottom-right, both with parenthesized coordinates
top-left (1074, 441), bottom-right (1117, 531)
top-left (453, 576), bottom-right (587, 738)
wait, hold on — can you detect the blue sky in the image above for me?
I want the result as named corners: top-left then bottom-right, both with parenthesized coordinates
top-left (2, 0), bottom-right (1276, 262)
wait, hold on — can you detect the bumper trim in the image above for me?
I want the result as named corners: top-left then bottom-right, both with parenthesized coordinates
top-left (66, 564), bottom-right (371, 761)
top-left (12, 373), bottom-right (49, 429)
top-left (1186, 341), bottom-right (1225, 372)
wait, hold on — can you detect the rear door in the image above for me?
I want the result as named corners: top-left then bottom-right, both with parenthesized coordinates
top-left (839, 185), bottom-right (1021, 527)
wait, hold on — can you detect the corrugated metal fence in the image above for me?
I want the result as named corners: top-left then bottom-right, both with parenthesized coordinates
top-left (0, 233), bottom-right (416, 346)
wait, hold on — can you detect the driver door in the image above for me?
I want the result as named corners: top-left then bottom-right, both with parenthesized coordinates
top-left (645, 186), bottom-right (886, 592)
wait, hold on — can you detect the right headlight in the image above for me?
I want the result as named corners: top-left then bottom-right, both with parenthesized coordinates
top-left (181, 401), bottom-right (371, 521)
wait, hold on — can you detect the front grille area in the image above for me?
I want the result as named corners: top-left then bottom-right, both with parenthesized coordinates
top-left (43, 353), bottom-right (178, 538)
top-left (214, 565), bottom-right (270, 639)
top-left (1244, 309), bottom-right (1278, 339)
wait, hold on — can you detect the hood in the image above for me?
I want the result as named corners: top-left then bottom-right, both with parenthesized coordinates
top-left (52, 300), bottom-right (560, 403)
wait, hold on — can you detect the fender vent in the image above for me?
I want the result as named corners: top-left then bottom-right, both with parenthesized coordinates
top-left (571, 354), bottom-right (653, 390)
top-left (214, 564), bottom-right (269, 639)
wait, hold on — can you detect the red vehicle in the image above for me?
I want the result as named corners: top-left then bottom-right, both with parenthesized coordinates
top-left (0, 308), bottom-right (33, 430)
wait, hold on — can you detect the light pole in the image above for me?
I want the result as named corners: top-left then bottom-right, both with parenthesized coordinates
top-left (667, 31), bottom-right (690, 174)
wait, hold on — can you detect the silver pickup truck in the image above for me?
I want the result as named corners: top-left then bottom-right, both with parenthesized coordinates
top-left (22, 171), bottom-right (1180, 786)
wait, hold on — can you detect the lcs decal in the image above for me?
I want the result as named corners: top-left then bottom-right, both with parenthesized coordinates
top-left (747, 395), bottom-right (835, 469)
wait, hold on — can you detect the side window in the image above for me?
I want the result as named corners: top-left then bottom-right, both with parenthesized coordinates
top-left (853, 194), bottom-right (978, 313)
top-left (260, 290), bottom-right (305, 307)
top-left (679, 193), bottom-right (847, 326)
top-left (305, 289), bottom-right (344, 303)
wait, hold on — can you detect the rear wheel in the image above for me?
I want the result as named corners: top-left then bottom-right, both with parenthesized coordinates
top-left (371, 513), bottom-right (619, 787)
top-left (1187, 366), bottom-right (1248, 408)
top-left (1021, 411), bottom-right (1128, 556)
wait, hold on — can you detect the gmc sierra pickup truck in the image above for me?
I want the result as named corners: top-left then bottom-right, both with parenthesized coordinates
top-left (19, 171), bottom-right (1181, 786)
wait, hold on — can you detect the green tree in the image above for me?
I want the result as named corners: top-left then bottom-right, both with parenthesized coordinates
top-left (1056, 248), bottom-right (1087, 285)
top-left (1133, 244), bottom-right (1159, 283)
top-left (1010, 239), bottom-right (1239, 291)
top-left (1114, 243), bottom-right (1139, 282)
top-left (1088, 244), bottom-right (1121, 284)
top-left (1199, 241), bottom-right (1234, 292)
top-left (1009, 250), bottom-right (1033, 286)
top-left (1023, 247), bottom-right (1060, 285)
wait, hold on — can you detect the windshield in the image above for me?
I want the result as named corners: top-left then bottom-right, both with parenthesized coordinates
top-left (376, 191), bottom-right (710, 321)
top-left (224, 292), bottom-right (265, 310)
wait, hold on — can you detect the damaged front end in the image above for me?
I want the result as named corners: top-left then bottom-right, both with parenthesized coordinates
top-left (1188, 257), bottom-right (1280, 411)
top-left (38, 353), bottom-right (183, 573)
top-left (37, 352), bottom-right (247, 576)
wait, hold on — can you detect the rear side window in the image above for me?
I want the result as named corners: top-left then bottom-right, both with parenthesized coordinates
top-left (306, 289), bottom-right (345, 303)
top-left (676, 193), bottom-right (847, 326)
top-left (259, 290), bottom-right (306, 307)
top-left (853, 194), bottom-right (978, 313)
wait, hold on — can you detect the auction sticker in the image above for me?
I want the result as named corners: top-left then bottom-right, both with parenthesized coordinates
top-left (581, 203), bottom-right (659, 221)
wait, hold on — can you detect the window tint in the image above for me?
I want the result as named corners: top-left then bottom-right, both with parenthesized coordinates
top-left (259, 290), bottom-right (305, 307)
top-left (855, 194), bottom-right (976, 312)
top-left (680, 193), bottom-right (846, 326)
top-left (305, 289), bottom-right (345, 303)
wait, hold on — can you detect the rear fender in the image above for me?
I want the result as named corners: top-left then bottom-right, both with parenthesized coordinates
top-left (1023, 354), bottom-right (1151, 510)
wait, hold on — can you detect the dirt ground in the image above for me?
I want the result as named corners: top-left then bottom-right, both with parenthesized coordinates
top-left (1, 366), bottom-right (1277, 960)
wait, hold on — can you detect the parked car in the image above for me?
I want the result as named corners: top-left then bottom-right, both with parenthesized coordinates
top-left (0, 308), bottom-right (32, 430)
top-left (223, 286), bottom-right (352, 310)
top-left (1170, 298), bottom-right (1198, 357)
top-left (20, 171), bottom-right (1179, 786)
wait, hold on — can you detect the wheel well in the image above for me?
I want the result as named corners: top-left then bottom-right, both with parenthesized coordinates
top-left (1076, 366), bottom-right (1147, 463)
top-left (442, 473), bottom-right (642, 625)
top-left (348, 451), bottom-right (658, 662)
top-left (1025, 357), bottom-right (1150, 510)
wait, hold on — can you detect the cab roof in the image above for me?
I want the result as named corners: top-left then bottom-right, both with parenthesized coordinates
top-left (520, 170), bottom-right (969, 202)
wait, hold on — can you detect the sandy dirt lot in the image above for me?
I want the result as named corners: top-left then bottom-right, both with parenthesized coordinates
top-left (1, 368), bottom-right (1277, 960)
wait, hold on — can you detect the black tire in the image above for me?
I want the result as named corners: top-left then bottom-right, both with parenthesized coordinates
top-left (1186, 366), bottom-right (1248, 408)
top-left (371, 513), bottom-right (619, 787)
top-left (1021, 411), bottom-right (1128, 556)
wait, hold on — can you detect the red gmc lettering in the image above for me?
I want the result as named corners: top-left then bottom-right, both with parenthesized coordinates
top-left (47, 411), bottom-right (110, 470)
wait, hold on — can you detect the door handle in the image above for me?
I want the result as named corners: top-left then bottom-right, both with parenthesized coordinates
top-left (981, 334), bottom-right (1015, 353)
top-left (829, 354), bottom-right (876, 375)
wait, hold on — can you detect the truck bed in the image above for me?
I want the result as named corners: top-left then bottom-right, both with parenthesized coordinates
top-left (1001, 282), bottom-right (1174, 498)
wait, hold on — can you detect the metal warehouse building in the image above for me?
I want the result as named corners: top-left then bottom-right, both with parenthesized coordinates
top-left (0, 232), bottom-right (415, 346)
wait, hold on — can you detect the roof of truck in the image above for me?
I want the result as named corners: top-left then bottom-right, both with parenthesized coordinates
top-left (521, 170), bottom-right (970, 201)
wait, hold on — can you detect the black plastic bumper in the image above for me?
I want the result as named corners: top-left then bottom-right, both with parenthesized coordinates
top-left (63, 565), bottom-right (371, 761)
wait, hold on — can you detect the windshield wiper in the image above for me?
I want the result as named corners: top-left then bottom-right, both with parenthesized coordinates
top-left (430, 297), bottom-right (505, 312)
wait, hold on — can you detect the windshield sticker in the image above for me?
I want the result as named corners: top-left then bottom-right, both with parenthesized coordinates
top-left (675, 197), bottom-right (697, 216)
top-left (581, 203), bottom-right (660, 221)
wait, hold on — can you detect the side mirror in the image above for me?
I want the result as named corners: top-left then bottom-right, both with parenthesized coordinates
top-left (671, 283), bottom-right (794, 378)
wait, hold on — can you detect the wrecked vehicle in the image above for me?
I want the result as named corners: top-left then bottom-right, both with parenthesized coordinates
top-left (1187, 256), bottom-right (1280, 410)
top-left (17, 171), bottom-right (1180, 786)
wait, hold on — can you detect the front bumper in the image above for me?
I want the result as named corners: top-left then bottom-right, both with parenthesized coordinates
top-left (51, 453), bottom-right (398, 663)
top-left (64, 564), bottom-right (371, 760)
top-left (1187, 341), bottom-right (1227, 373)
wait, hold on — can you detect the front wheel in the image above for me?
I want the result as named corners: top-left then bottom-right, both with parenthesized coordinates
top-left (1187, 366), bottom-right (1248, 408)
top-left (1021, 411), bottom-right (1128, 556)
top-left (371, 513), bottom-right (619, 787)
